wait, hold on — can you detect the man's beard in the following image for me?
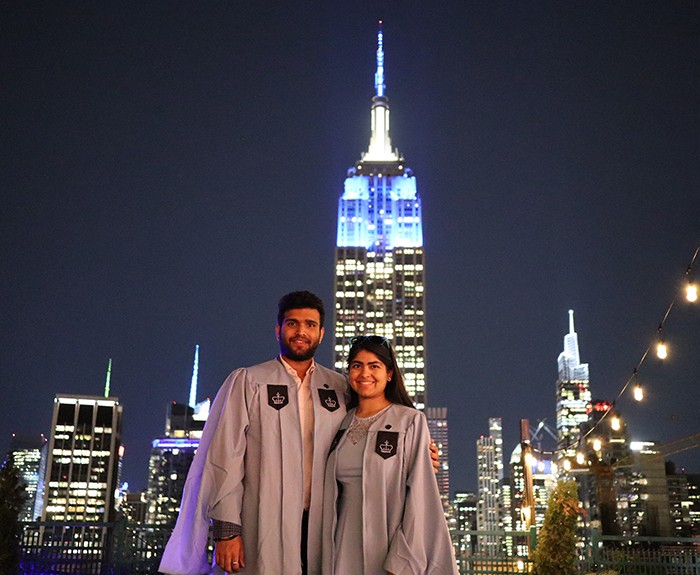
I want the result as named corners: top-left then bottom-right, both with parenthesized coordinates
top-left (280, 339), bottom-right (320, 362)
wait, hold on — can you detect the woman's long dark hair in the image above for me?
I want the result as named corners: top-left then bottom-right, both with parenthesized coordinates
top-left (345, 335), bottom-right (415, 410)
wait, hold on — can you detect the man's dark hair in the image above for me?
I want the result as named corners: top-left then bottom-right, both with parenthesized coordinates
top-left (277, 291), bottom-right (326, 327)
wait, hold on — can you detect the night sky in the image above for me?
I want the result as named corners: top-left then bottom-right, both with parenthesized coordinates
top-left (2, 1), bottom-right (699, 494)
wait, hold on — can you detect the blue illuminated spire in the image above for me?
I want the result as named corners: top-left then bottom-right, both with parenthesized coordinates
top-left (374, 21), bottom-right (385, 97)
top-left (188, 344), bottom-right (199, 408)
top-left (363, 21), bottom-right (399, 163)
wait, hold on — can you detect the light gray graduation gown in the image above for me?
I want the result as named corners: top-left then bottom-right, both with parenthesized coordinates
top-left (322, 405), bottom-right (458, 575)
top-left (159, 357), bottom-right (347, 575)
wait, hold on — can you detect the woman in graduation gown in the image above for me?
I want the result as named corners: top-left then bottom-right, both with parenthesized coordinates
top-left (322, 335), bottom-right (459, 575)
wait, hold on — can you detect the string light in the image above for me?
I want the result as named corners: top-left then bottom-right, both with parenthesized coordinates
top-left (592, 438), bottom-right (602, 452)
top-left (656, 340), bottom-right (668, 359)
top-left (610, 416), bottom-right (621, 431)
top-left (633, 369), bottom-right (643, 401)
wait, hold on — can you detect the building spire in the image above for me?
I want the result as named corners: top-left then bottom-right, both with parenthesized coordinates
top-left (362, 21), bottom-right (400, 163)
top-left (104, 358), bottom-right (112, 398)
top-left (568, 309), bottom-right (575, 334)
top-left (374, 20), bottom-right (385, 97)
top-left (188, 344), bottom-right (199, 408)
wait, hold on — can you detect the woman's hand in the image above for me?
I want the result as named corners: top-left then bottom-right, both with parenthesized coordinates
top-left (430, 440), bottom-right (440, 473)
top-left (216, 536), bottom-right (245, 573)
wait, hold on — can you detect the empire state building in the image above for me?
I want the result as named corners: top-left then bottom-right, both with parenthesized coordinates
top-left (333, 24), bottom-right (427, 408)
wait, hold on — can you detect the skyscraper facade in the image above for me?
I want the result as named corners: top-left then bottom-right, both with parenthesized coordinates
top-left (333, 24), bottom-right (427, 408)
top-left (8, 433), bottom-right (48, 521)
top-left (146, 401), bottom-right (209, 526)
top-left (42, 394), bottom-right (123, 523)
top-left (426, 406), bottom-right (450, 505)
top-left (556, 310), bottom-right (591, 457)
top-left (41, 393), bottom-right (123, 564)
top-left (146, 346), bottom-right (210, 526)
top-left (577, 400), bottom-right (631, 536)
top-left (451, 491), bottom-right (478, 568)
top-left (476, 417), bottom-right (504, 555)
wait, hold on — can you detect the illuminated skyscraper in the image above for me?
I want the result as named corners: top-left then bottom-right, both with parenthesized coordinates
top-left (146, 345), bottom-right (210, 526)
top-left (42, 394), bottom-right (123, 523)
top-left (451, 492), bottom-right (478, 567)
top-left (8, 433), bottom-right (48, 521)
top-left (476, 417), bottom-right (504, 556)
top-left (426, 407), bottom-right (450, 505)
top-left (555, 310), bottom-right (591, 457)
top-left (40, 393), bottom-right (123, 565)
top-left (333, 23), bottom-right (427, 408)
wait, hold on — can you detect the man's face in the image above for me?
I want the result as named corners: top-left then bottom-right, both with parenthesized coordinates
top-left (276, 308), bottom-right (324, 362)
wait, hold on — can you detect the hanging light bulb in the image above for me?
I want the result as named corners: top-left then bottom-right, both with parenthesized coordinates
top-left (687, 282), bottom-right (698, 302)
top-left (633, 385), bottom-right (644, 401)
top-left (611, 416), bottom-right (621, 431)
top-left (656, 341), bottom-right (668, 359)
top-left (576, 452), bottom-right (585, 465)
top-left (525, 452), bottom-right (536, 467)
top-left (592, 438), bottom-right (602, 452)
top-left (563, 459), bottom-right (572, 471)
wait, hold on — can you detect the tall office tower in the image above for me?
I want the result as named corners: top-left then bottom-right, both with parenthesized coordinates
top-left (7, 433), bottom-right (48, 521)
top-left (666, 462), bottom-right (692, 537)
top-left (623, 441), bottom-right (672, 537)
top-left (577, 400), bottom-right (631, 536)
top-left (451, 492), bottom-right (478, 568)
top-left (556, 310), bottom-right (591, 457)
top-left (41, 393), bottom-right (123, 563)
top-left (146, 346), bottom-right (210, 526)
top-left (426, 407), bottom-right (450, 505)
top-left (333, 24), bottom-right (427, 408)
top-left (476, 417), bottom-right (504, 556)
top-left (43, 395), bottom-right (123, 522)
top-left (685, 474), bottom-right (700, 536)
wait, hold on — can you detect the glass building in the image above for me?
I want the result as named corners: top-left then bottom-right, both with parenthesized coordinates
top-left (146, 401), bottom-right (209, 526)
top-left (42, 394), bottom-right (123, 523)
top-left (476, 417), bottom-right (504, 556)
top-left (426, 407), bottom-right (450, 505)
top-left (40, 394), bottom-right (123, 566)
top-left (146, 345), bottom-right (209, 527)
top-left (333, 24), bottom-right (427, 408)
top-left (8, 433), bottom-right (48, 521)
top-left (555, 310), bottom-right (591, 457)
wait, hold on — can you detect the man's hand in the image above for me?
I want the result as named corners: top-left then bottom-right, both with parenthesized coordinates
top-left (216, 536), bottom-right (245, 573)
top-left (430, 439), bottom-right (440, 474)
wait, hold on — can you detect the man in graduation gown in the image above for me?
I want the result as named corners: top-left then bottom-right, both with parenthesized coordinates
top-left (159, 291), bottom-right (348, 575)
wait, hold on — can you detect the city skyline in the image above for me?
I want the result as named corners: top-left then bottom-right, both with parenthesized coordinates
top-left (2, 2), bottom-right (699, 493)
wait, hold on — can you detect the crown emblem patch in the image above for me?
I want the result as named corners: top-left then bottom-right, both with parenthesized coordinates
top-left (375, 431), bottom-right (398, 459)
top-left (318, 389), bottom-right (341, 412)
top-left (267, 385), bottom-right (289, 411)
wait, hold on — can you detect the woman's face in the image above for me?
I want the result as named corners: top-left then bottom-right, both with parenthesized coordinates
top-left (348, 349), bottom-right (393, 402)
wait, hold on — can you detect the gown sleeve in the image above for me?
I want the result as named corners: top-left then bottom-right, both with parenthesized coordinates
top-left (383, 412), bottom-right (459, 575)
top-left (158, 368), bottom-right (251, 575)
